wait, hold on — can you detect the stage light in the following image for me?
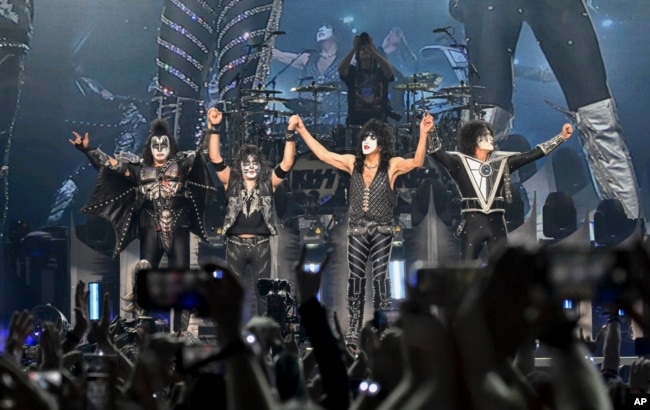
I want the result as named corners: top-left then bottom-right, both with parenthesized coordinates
top-left (389, 259), bottom-right (406, 300)
top-left (542, 191), bottom-right (577, 240)
top-left (594, 198), bottom-right (636, 246)
top-left (89, 282), bottom-right (101, 321)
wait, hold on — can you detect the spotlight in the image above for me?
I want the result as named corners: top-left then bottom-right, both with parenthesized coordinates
top-left (594, 199), bottom-right (636, 246)
top-left (542, 191), bottom-right (577, 240)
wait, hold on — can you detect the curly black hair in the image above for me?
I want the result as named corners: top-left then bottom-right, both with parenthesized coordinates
top-left (353, 119), bottom-right (395, 173)
top-left (231, 144), bottom-right (271, 181)
top-left (457, 119), bottom-right (493, 156)
top-left (142, 118), bottom-right (179, 166)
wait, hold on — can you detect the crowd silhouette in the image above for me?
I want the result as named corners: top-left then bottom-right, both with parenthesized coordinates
top-left (1, 241), bottom-right (650, 409)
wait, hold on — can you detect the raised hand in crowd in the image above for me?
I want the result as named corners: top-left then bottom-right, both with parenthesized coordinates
top-left (61, 280), bottom-right (89, 354)
top-left (3, 309), bottom-right (33, 364)
top-left (199, 258), bottom-right (279, 410)
top-left (294, 245), bottom-right (350, 410)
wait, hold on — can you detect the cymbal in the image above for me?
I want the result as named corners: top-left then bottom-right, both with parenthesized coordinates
top-left (403, 72), bottom-right (444, 85)
top-left (282, 98), bottom-right (320, 115)
top-left (241, 88), bottom-right (283, 95)
top-left (446, 103), bottom-right (495, 111)
top-left (246, 109), bottom-right (293, 117)
top-left (393, 83), bottom-right (438, 91)
top-left (290, 84), bottom-right (338, 93)
top-left (244, 96), bottom-right (289, 104)
top-left (438, 85), bottom-right (485, 94)
top-left (425, 92), bottom-right (470, 100)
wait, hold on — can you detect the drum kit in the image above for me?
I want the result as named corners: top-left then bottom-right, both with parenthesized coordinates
top-left (389, 72), bottom-right (493, 152)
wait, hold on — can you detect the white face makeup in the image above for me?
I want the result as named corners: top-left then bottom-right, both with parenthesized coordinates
top-left (316, 25), bottom-right (333, 42)
top-left (241, 155), bottom-right (260, 180)
top-left (476, 130), bottom-right (494, 152)
top-left (151, 135), bottom-right (171, 164)
top-left (361, 132), bottom-right (378, 155)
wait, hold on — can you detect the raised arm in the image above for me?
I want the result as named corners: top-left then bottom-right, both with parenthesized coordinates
top-left (367, 35), bottom-right (394, 80)
top-left (69, 131), bottom-right (120, 169)
top-left (271, 116), bottom-right (297, 189)
top-left (206, 107), bottom-right (231, 187)
top-left (389, 111), bottom-right (433, 185)
top-left (293, 114), bottom-right (355, 174)
top-left (272, 48), bottom-right (309, 69)
top-left (338, 36), bottom-right (359, 79)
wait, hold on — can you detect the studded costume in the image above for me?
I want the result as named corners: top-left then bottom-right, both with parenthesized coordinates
top-left (345, 166), bottom-right (395, 344)
top-left (81, 146), bottom-right (213, 268)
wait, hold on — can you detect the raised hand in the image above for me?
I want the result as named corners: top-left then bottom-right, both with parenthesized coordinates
top-left (199, 259), bottom-right (245, 344)
top-left (62, 280), bottom-right (89, 353)
top-left (561, 123), bottom-right (574, 139)
top-left (68, 131), bottom-right (90, 152)
top-left (4, 309), bottom-right (34, 364)
top-left (207, 107), bottom-right (222, 127)
top-left (420, 110), bottom-right (435, 133)
top-left (294, 245), bottom-right (331, 305)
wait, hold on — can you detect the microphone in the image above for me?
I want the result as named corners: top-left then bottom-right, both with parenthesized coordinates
top-left (432, 26), bottom-right (451, 34)
top-left (300, 49), bottom-right (317, 54)
top-left (270, 31), bottom-right (286, 36)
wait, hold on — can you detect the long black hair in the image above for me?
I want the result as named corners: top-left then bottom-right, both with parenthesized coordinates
top-left (353, 118), bottom-right (395, 173)
top-left (457, 120), bottom-right (493, 156)
top-left (142, 118), bottom-right (179, 166)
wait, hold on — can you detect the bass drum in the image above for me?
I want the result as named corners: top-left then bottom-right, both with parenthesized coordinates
top-left (289, 152), bottom-right (351, 215)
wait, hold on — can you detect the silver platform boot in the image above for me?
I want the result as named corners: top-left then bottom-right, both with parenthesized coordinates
top-left (574, 98), bottom-right (642, 220)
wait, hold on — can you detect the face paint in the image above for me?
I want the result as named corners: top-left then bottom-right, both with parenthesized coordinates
top-left (361, 132), bottom-right (378, 155)
top-left (476, 130), bottom-right (494, 152)
top-left (151, 135), bottom-right (171, 164)
top-left (316, 25), bottom-right (333, 42)
top-left (241, 155), bottom-right (260, 180)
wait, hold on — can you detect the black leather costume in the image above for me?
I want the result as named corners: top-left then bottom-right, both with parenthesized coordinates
top-left (81, 148), bottom-right (214, 268)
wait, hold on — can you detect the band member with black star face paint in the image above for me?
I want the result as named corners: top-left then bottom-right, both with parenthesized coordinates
top-left (292, 112), bottom-right (432, 352)
top-left (69, 117), bottom-right (215, 315)
top-left (207, 107), bottom-right (296, 318)
top-left (429, 119), bottom-right (573, 263)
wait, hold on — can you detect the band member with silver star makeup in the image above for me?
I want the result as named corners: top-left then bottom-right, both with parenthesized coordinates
top-left (69, 117), bottom-right (215, 315)
top-left (292, 112), bottom-right (433, 352)
top-left (207, 107), bottom-right (296, 318)
top-left (429, 119), bottom-right (573, 263)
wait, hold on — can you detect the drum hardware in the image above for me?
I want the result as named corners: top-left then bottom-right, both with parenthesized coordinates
top-left (283, 98), bottom-right (321, 117)
top-left (445, 103), bottom-right (494, 112)
top-left (289, 83), bottom-right (339, 125)
top-left (244, 96), bottom-right (290, 104)
top-left (290, 84), bottom-right (338, 93)
top-left (393, 82), bottom-right (439, 91)
top-left (438, 85), bottom-right (485, 94)
top-left (241, 88), bottom-right (284, 94)
top-left (245, 109), bottom-right (293, 117)
top-left (402, 72), bottom-right (444, 87)
top-left (425, 92), bottom-right (470, 101)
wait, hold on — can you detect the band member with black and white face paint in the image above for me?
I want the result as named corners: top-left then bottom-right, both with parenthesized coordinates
top-left (207, 107), bottom-right (296, 319)
top-left (292, 111), bottom-right (433, 352)
top-left (70, 117), bottom-right (215, 314)
top-left (150, 134), bottom-right (171, 165)
top-left (429, 119), bottom-right (573, 263)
